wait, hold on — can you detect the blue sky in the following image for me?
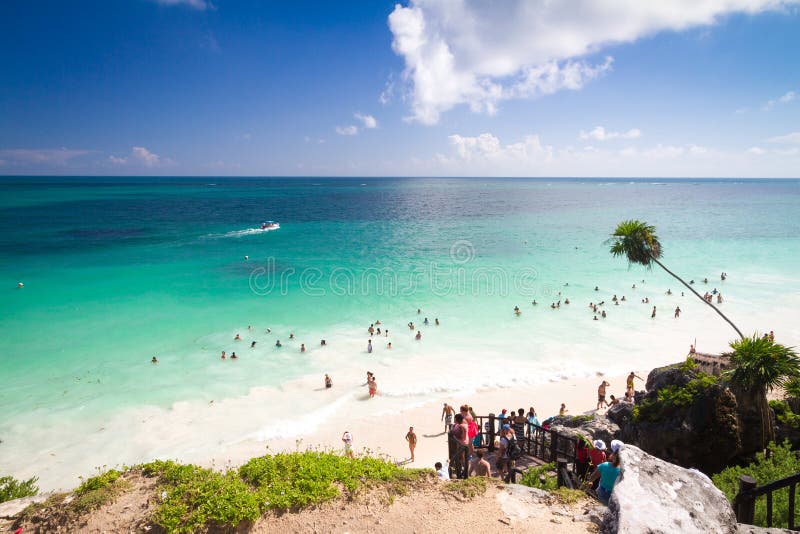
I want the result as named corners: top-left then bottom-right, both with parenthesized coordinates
top-left (1, 0), bottom-right (799, 177)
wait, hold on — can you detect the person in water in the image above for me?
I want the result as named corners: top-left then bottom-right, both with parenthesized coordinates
top-left (367, 339), bottom-right (373, 353)
top-left (289, 333), bottom-right (295, 340)
top-left (275, 340), bottom-right (282, 347)
top-left (231, 352), bottom-right (237, 360)
top-left (151, 356), bottom-right (158, 364)
top-left (674, 306), bottom-right (681, 318)
top-left (221, 351), bottom-right (226, 360)
top-left (300, 343), bottom-right (306, 353)
top-left (435, 318), bottom-right (440, 325)
top-left (320, 339), bottom-right (326, 346)
top-left (325, 374), bottom-right (332, 388)
top-left (234, 334), bottom-right (241, 341)
top-left (415, 331), bottom-right (422, 340)
top-left (651, 306), bottom-right (656, 318)
top-left (250, 341), bottom-right (256, 348)
top-left (387, 342), bottom-right (392, 349)
top-left (424, 317), bottom-right (429, 325)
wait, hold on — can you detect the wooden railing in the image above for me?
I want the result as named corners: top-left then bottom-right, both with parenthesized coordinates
top-left (447, 413), bottom-right (578, 485)
top-left (734, 473), bottom-right (800, 529)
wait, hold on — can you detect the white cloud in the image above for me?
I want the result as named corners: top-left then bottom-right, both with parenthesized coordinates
top-left (448, 133), bottom-right (553, 163)
top-left (132, 146), bottom-right (161, 167)
top-left (747, 146), bottom-right (766, 155)
top-left (767, 132), bottom-right (800, 144)
top-left (108, 155), bottom-right (128, 165)
top-left (689, 144), bottom-right (708, 154)
top-left (335, 125), bottom-right (359, 136)
top-left (154, 0), bottom-right (211, 10)
top-left (579, 126), bottom-right (642, 141)
top-left (355, 113), bottom-right (378, 129)
top-left (388, 0), bottom-right (796, 124)
top-left (763, 90), bottom-right (797, 110)
top-left (0, 148), bottom-right (91, 166)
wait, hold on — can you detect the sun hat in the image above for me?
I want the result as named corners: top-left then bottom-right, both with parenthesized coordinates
top-left (610, 439), bottom-right (624, 453)
top-left (593, 439), bottom-right (607, 450)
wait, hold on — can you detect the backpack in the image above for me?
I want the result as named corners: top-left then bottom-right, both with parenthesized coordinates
top-left (506, 437), bottom-right (523, 459)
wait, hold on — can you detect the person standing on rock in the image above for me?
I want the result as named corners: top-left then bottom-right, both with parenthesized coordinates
top-left (627, 372), bottom-right (643, 398)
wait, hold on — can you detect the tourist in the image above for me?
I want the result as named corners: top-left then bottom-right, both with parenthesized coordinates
top-left (586, 449), bottom-right (621, 505)
top-left (601, 310), bottom-right (607, 318)
top-left (406, 426), bottom-right (417, 462)
top-left (689, 344), bottom-right (696, 354)
top-left (234, 334), bottom-right (241, 341)
top-left (626, 372), bottom-right (643, 393)
top-left (342, 430), bottom-right (354, 458)
top-left (300, 343), bottom-right (306, 353)
top-left (435, 461), bottom-right (450, 480)
top-left (651, 306), bottom-right (656, 318)
top-left (526, 407), bottom-right (539, 436)
top-left (267, 328), bottom-right (271, 333)
top-left (424, 317), bottom-right (429, 325)
top-left (368, 376), bottom-right (377, 397)
top-left (275, 340), bottom-right (282, 347)
top-left (769, 330), bottom-right (775, 341)
top-left (609, 395), bottom-right (620, 406)
top-left (514, 305), bottom-right (521, 315)
top-left (717, 293), bottom-right (723, 304)
top-left (367, 339), bottom-right (372, 353)
top-left (435, 318), bottom-right (440, 325)
top-left (575, 436), bottom-right (591, 481)
top-left (231, 352), bottom-right (237, 360)
top-left (251, 341), bottom-right (257, 348)
top-left (674, 306), bottom-right (681, 318)
top-left (496, 425), bottom-right (512, 479)
top-left (469, 449), bottom-right (492, 477)
top-left (387, 342), bottom-right (392, 349)
top-left (442, 403), bottom-right (455, 433)
top-left (597, 381), bottom-right (610, 410)
top-left (588, 439), bottom-right (607, 489)
top-left (417, 308), bottom-right (421, 314)
top-left (497, 408), bottom-right (508, 429)
top-left (221, 351), bottom-right (226, 360)
top-left (368, 324), bottom-right (374, 335)
top-left (325, 374), bottom-right (332, 389)
top-left (385, 329), bottom-right (390, 337)
top-left (451, 413), bottom-right (469, 449)
top-left (624, 389), bottom-right (634, 403)
top-left (289, 333), bottom-right (294, 340)
top-left (513, 408), bottom-right (527, 437)
top-left (151, 356), bottom-right (158, 364)
top-left (415, 331), bottom-right (422, 340)
top-left (559, 403), bottom-right (567, 416)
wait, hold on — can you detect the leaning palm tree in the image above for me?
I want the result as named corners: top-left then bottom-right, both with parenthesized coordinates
top-left (608, 220), bottom-right (744, 339)
top-left (724, 335), bottom-right (800, 450)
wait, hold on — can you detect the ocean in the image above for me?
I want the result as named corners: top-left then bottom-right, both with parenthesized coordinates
top-left (2, 177), bottom-right (799, 489)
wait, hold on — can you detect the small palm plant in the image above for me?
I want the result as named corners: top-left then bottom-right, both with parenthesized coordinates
top-left (608, 220), bottom-right (744, 339)
top-left (724, 336), bottom-right (800, 449)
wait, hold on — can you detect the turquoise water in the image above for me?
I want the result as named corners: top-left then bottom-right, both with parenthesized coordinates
top-left (2, 177), bottom-right (800, 488)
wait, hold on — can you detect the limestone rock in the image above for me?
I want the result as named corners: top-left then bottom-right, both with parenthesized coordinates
top-left (0, 493), bottom-right (50, 519)
top-left (601, 444), bottom-right (737, 534)
top-left (737, 525), bottom-right (795, 533)
top-left (550, 415), bottom-right (621, 445)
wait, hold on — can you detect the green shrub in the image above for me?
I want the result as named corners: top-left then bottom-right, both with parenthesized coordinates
top-left (518, 462), bottom-right (557, 491)
top-left (444, 477), bottom-right (487, 499)
top-left (0, 475), bottom-right (39, 503)
top-left (71, 469), bottom-right (129, 513)
top-left (713, 440), bottom-right (800, 528)
top-left (634, 372), bottom-right (718, 423)
top-left (769, 400), bottom-right (800, 429)
top-left (141, 452), bottom-right (427, 533)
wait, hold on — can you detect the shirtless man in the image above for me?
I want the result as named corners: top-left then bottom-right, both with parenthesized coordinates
top-left (469, 449), bottom-right (492, 477)
top-left (405, 427), bottom-right (417, 462)
top-left (597, 381), bottom-right (610, 410)
top-left (442, 403), bottom-right (455, 433)
top-left (627, 372), bottom-right (643, 393)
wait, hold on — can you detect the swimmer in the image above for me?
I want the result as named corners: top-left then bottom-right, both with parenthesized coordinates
top-left (408, 322), bottom-right (415, 330)
top-left (387, 342), bottom-right (392, 349)
top-left (276, 340), bottom-right (282, 347)
top-left (632, 284), bottom-right (636, 289)
top-left (594, 286), bottom-right (599, 291)
top-left (244, 255), bottom-right (249, 260)
top-left (601, 310), bottom-right (606, 318)
top-left (532, 300), bottom-right (537, 305)
top-left (424, 317), bottom-right (429, 325)
top-left (151, 356), bottom-right (158, 364)
top-left (321, 339), bottom-right (326, 346)
top-left (248, 325), bottom-right (252, 331)
top-left (416, 331), bottom-right (422, 340)
top-left (231, 352), bottom-right (237, 359)
top-left (651, 306), bottom-right (656, 318)
top-left (234, 334), bottom-right (241, 341)
top-left (703, 278), bottom-right (708, 284)
top-left (221, 351), bottom-right (226, 360)
top-left (614, 301), bottom-right (619, 306)
top-left (325, 374), bottom-right (332, 388)
top-left (417, 308), bottom-right (421, 314)
top-left (564, 298), bottom-right (570, 305)
top-left (376, 327), bottom-right (381, 335)
top-left (17, 282), bottom-right (24, 288)
top-left (251, 341), bottom-right (256, 348)
top-left (375, 320), bottom-right (381, 325)
top-left (666, 289), bottom-right (672, 295)
top-left (266, 328), bottom-right (271, 333)
top-left (385, 329), bottom-right (389, 336)
top-left (514, 306), bottom-right (521, 315)
top-left (301, 343), bottom-right (306, 353)
top-left (435, 318), bottom-right (440, 325)
top-left (367, 339), bottom-right (373, 353)
top-left (289, 333), bottom-right (295, 340)
top-left (368, 324), bottom-right (374, 335)
top-left (621, 296), bottom-right (626, 301)
top-left (593, 315), bottom-right (598, 321)
top-left (674, 306), bottom-right (681, 318)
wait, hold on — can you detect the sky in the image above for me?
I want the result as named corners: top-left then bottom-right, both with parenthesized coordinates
top-left (1, 0), bottom-right (799, 177)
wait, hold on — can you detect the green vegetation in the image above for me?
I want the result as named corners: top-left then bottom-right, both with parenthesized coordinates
top-left (769, 400), bottom-right (800, 429)
top-left (71, 469), bottom-right (129, 513)
top-left (713, 440), bottom-right (800, 528)
top-left (518, 462), bottom-right (558, 491)
top-left (0, 475), bottom-right (39, 503)
top-left (725, 335), bottom-right (800, 448)
top-left (633, 372), bottom-right (718, 423)
top-left (444, 477), bottom-right (487, 499)
top-left (553, 487), bottom-right (586, 505)
top-left (608, 219), bottom-right (743, 339)
top-left (141, 451), bottom-right (428, 533)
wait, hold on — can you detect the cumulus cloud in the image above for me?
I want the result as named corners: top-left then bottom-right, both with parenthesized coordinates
top-left (388, 0), bottom-right (796, 124)
top-left (747, 146), bottom-right (766, 155)
top-left (108, 147), bottom-right (165, 167)
top-left (448, 133), bottom-right (553, 163)
top-left (154, 0), bottom-right (211, 9)
top-left (108, 155), bottom-right (128, 165)
top-left (335, 125), bottom-right (359, 136)
top-left (579, 126), bottom-right (642, 141)
top-left (763, 90), bottom-right (797, 111)
top-left (767, 132), bottom-right (800, 144)
top-left (355, 113), bottom-right (378, 129)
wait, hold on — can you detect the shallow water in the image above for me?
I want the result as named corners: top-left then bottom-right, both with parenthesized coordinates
top-left (1, 177), bottom-right (799, 488)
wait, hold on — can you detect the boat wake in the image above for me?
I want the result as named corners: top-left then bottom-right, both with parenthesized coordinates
top-left (205, 225), bottom-right (280, 239)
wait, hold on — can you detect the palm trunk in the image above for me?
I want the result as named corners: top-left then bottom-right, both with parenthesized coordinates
top-left (649, 256), bottom-right (745, 340)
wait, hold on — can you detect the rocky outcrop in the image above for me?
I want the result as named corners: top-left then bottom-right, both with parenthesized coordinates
top-left (620, 364), bottom-right (741, 474)
top-left (549, 415), bottom-right (621, 445)
top-left (602, 444), bottom-right (738, 534)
